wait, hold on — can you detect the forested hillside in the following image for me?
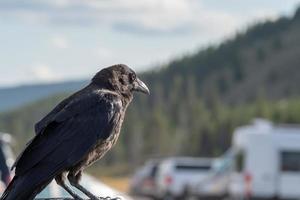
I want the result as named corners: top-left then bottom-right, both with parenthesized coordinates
top-left (142, 8), bottom-right (300, 104)
top-left (1, 7), bottom-right (300, 173)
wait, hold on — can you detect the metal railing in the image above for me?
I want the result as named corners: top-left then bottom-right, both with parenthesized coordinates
top-left (36, 197), bottom-right (122, 200)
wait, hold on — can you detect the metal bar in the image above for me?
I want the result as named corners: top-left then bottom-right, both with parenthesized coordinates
top-left (35, 197), bottom-right (122, 200)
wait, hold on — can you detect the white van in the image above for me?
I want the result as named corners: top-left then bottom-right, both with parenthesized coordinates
top-left (229, 119), bottom-right (300, 200)
top-left (156, 157), bottom-right (212, 199)
top-left (187, 155), bottom-right (232, 200)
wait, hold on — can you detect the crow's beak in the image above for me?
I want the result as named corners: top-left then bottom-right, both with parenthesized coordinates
top-left (134, 78), bottom-right (150, 94)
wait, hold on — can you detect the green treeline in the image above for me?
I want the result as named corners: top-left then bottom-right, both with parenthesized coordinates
top-left (1, 93), bottom-right (300, 170)
top-left (0, 7), bottom-right (300, 173)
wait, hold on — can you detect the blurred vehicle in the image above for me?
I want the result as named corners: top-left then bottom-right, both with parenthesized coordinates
top-left (187, 154), bottom-right (233, 200)
top-left (0, 133), bottom-right (14, 189)
top-left (229, 119), bottom-right (300, 200)
top-left (36, 174), bottom-right (132, 199)
top-left (156, 157), bottom-right (212, 200)
top-left (130, 159), bottom-right (160, 199)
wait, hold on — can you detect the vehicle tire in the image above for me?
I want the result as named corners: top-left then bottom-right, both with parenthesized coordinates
top-left (163, 193), bottom-right (175, 200)
top-left (181, 186), bottom-right (189, 200)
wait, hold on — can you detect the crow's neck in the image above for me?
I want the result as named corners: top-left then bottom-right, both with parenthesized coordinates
top-left (90, 82), bottom-right (133, 108)
top-left (121, 93), bottom-right (133, 108)
top-left (91, 79), bottom-right (113, 90)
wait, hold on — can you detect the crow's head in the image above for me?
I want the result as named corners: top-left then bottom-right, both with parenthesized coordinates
top-left (92, 64), bottom-right (150, 96)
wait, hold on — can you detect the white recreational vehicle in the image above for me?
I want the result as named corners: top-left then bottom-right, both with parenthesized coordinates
top-left (229, 119), bottom-right (300, 200)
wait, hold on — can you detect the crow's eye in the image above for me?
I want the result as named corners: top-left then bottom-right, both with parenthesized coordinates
top-left (119, 78), bottom-right (125, 85)
top-left (129, 73), bottom-right (136, 82)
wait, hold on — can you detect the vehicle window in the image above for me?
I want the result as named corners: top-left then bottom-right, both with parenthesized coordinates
top-left (213, 149), bottom-right (234, 173)
top-left (175, 164), bottom-right (211, 171)
top-left (236, 151), bottom-right (244, 172)
top-left (281, 151), bottom-right (300, 172)
top-left (214, 159), bottom-right (230, 173)
top-left (150, 165), bottom-right (158, 177)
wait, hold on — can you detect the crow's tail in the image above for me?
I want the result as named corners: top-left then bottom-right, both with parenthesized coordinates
top-left (0, 172), bottom-right (52, 200)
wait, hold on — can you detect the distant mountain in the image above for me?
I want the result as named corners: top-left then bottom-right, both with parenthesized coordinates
top-left (1, 7), bottom-right (300, 169)
top-left (0, 80), bottom-right (87, 112)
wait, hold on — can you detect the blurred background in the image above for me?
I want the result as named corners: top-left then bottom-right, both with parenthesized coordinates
top-left (1, 0), bottom-right (300, 199)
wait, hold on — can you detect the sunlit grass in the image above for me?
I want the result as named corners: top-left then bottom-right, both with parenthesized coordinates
top-left (98, 176), bottom-right (130, 193)
top-left (87, 164), bottom-right (132, 193)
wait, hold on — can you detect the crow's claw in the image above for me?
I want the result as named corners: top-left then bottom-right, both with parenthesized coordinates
top-left (99, 196), bottom-right (122, 200)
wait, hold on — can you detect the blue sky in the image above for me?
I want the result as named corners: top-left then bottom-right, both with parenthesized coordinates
top-left (0, 0), bottom-right (299, 87)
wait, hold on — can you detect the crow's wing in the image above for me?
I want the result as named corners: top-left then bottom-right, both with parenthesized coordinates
top-left (34, 95), bottom-right (71, 135)
top-left (34, 87), bottom-right (89, 135)
top-left (13, 91), bottom-right (122, 176)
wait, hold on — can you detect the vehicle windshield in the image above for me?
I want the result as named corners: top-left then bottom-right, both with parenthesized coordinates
top-left (175, 163), bottom-right (211, 171)
top-left (281, 151), bottom-right (300, 172)
top-left (212, 148), bottom-right (235, 173)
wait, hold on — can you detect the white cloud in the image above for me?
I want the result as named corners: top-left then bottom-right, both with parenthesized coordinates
top-left (249, 9), bottom-right (280, 22)
top-left (30, 64), bottom-right (60, 82)
top-left (49, 0), bottom-right (71, 8)
top-left (119, 0), bottom-right (192, 31)
top-left (195, 10), bottom-right (241, 37)
top-left (0, 0), bottom-right (239, 34)
top-left (95, 47), bottom-right (112, 59)
top-left (0, 0), bottom-right (298, 36)
top-left (51, 36), bottom-right (69, 49)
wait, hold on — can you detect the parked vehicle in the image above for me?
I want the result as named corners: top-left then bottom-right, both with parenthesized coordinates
top-left (156, 157), bottom-right (212, 200)
top-left (187, 154), bottom-right (233, 200)
top-left (229, 119), bottom-right (300, 200)
top-left (130, 159), bottom-right (160, 199)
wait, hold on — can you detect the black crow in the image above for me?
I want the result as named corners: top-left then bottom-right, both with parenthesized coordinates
top-left (1, 64), bottom-right (149, 200)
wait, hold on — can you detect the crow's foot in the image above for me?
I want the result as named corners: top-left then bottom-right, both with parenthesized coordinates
top-left (55, 173), bottom-right (84, 200)
top-left (99, 197), bottom-right (122, 200)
